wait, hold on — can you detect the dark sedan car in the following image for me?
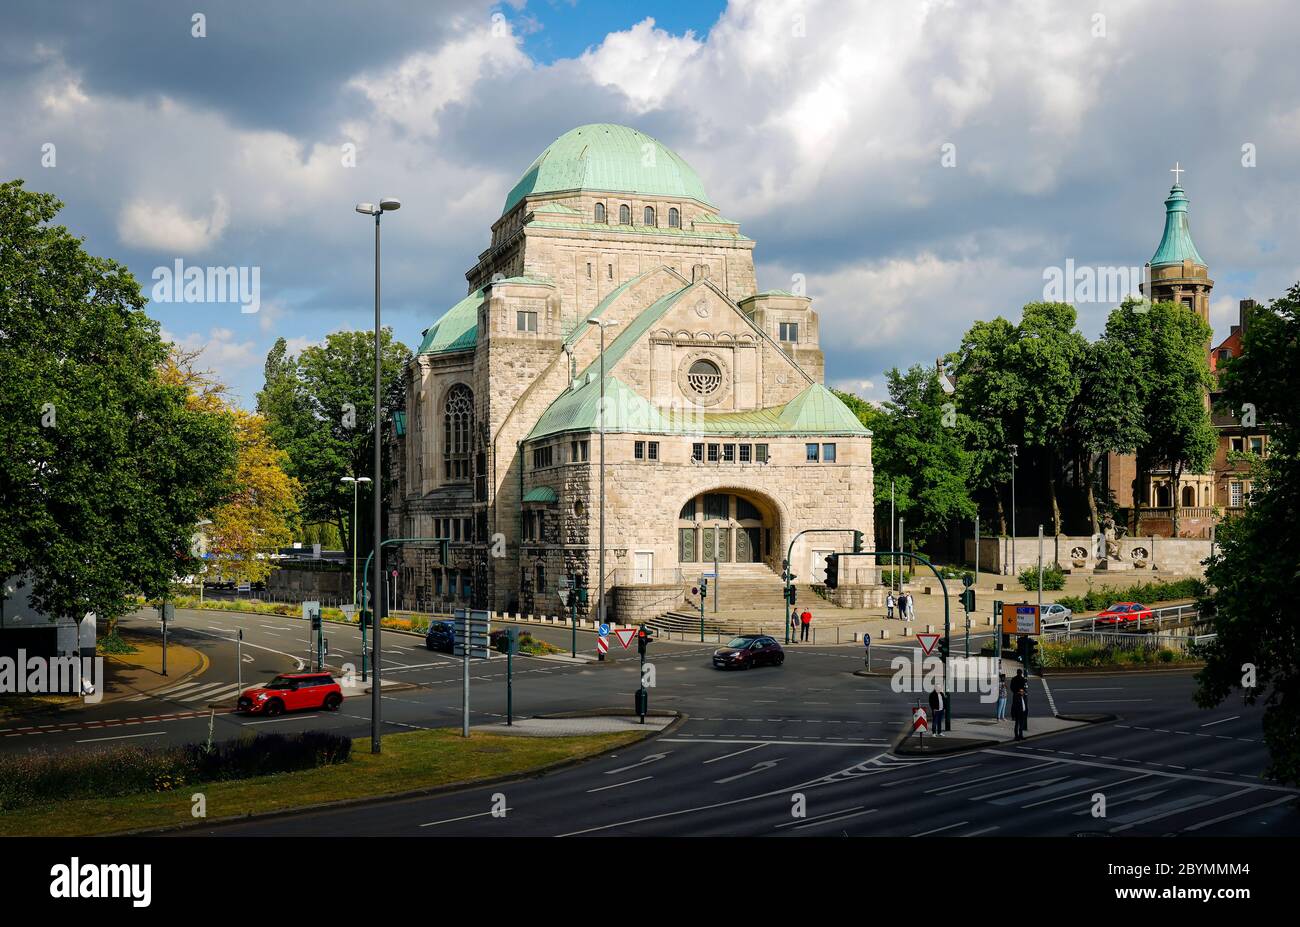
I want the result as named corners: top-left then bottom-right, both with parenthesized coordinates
top-left (425, 620), bottom-right (456, 652)
top-left (712, 635), bottom-right (784, 670)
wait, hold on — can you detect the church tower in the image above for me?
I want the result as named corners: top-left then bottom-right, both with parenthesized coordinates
top-left (1139, 166), bottom-right (1213, 323)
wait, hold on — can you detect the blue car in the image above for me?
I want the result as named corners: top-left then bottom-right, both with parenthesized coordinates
top-left (425, 620), bottom-right (456, 652)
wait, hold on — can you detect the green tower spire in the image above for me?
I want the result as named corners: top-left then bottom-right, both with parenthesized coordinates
top-left (1149, 182), bottom-right (1205, 267)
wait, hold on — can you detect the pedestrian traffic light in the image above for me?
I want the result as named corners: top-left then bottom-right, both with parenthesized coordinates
top-left (824, 553), bottom-right (839, 589)
top-left (852, 530), bottom-right (864, 554)
top-left (938, 637), bottom-right (949, 661)
top-left (786, 586), bottom-right (797, 606)
top-left (699, 577), bottom-right (709, 599)
top-left (636, 625), bottom-right (652, 656)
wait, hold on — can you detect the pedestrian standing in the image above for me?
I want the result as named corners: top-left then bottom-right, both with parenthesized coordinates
top-left (885, 591), bottom-right (896, 620)
top-left (995, 672), bottom-right (1008, 721)
top-left (790, 609), bottom-right (800, 642)
top-left (928, 684), bottom-right (946, 737)
top-left (1010, 669), bottom-right (1028, 740)
top-left (800, 608), bottom-right (812, 642)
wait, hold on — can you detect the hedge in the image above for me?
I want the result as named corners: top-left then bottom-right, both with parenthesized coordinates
top-left (1056, 577), bottom-right (1207, 614)
top-left (0, 730), bottom-right (351, 811)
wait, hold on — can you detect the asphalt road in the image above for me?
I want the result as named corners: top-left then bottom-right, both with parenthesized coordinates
top-left (5, 608), bottom-right (1295, 836)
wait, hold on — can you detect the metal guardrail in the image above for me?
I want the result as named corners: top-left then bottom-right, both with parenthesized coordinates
top-left (1042, 602), bottom-right (1205, 634)
top-left (1043, 629), bottom-right (1211, 651)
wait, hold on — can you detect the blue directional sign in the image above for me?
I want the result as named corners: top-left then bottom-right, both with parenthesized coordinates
top-left (598, 623), bottom-right (610, 636)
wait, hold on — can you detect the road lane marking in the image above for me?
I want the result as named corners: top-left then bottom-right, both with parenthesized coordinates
top-left (420, 808), bottom-right (512, 828)
top-left (912, 821), bottom-right (968, 836)
top-left (774, 805), bottom-right (866, 829)
top-left (984, 748), bottom-right (1299, 793)
top-left (926, 762), bottom-right (1059, 795)
top-left (791, 808), bottom-right (877, 830)
top-left (75, 732), bottom-right (166, 744)
top-left (1109, 793), bottom-right (1221, 831)
top-left (604, 753), bottom-right (670, 775)
top-left (1200, 716), bottom-right (1240, 728)
top-left (703, 743), bottom-right (769, 764)
top-left (242, 714), bottom-right (320, 725)
top-left (1022, 774), bottom-right (1148, 808)
top-left (1183, 794), bottom-right (1295, 832)
top-left (586, 776), bottom-right (653, 793)
top-left (714, 759), bottom-right (783, 784)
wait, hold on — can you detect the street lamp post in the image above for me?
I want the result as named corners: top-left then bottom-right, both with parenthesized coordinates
top-left (1009, 443), bottom-right (1018, 576)
top-left (355, 197), bottom-right (400, 755)
top-left (585, 317), bottom-right (620, 630)
top-left (340, 476), bottom-right (372, 612)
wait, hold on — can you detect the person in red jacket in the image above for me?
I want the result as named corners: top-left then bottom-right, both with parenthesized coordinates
top-left (799, 609), bottom-right (812, 642)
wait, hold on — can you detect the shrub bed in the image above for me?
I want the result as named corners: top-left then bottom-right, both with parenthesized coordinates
top-left (1039, 640), bottom-right (1200, 668)
top-left (0, 730), bottom-right (351, 811)
top-left (1018, 564), bottom-right (1066, 591)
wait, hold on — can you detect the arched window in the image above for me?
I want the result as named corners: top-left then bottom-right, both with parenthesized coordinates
top-left (668, 207), bottom-right (680, 228)
top-left (443, 384), bottom-right (474, 481)
top-left (644, 206), bottom-right (656, 226)
top-left (619, 204), bottom-right (631, 225)
top-left (593, 202), bottom-right (605, 223)
top-left (687, 359), bottom-right (722, 397)
top-left (1182, 485), bottom-right (1196, 507)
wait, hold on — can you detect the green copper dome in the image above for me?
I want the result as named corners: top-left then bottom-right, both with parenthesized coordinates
top-left (1149, 183), bottom-right (1205, 267)
top-left (502, 124), bottom-right (715, 215)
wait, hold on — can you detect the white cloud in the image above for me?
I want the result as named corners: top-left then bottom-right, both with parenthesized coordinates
top-left (579, 18), bottom-right (703, 113)
top-left (118, 193), bottom-right (230, 253)
top-left (161, 327), bottom-right (260, 370)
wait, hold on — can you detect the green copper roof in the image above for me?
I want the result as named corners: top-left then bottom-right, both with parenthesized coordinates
top-left (1150, 184), bottom-right (1205, 267)
top-left (521, 486), bottom-right (558, 503)
top-left (503, 124), bottom-right (715, 215)
top-left (526, 378), bottom-right (870, 442)
top-left (417, 289), bottom-right (483, 355)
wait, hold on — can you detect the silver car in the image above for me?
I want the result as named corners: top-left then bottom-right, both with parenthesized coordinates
top-left (1041, 603), bottom-right (1073, 628)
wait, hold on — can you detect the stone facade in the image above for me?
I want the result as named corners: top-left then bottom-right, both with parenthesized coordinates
top-left (389, 125), bottom-right (874, 622)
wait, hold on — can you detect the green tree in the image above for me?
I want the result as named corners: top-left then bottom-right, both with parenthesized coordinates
top-left (256, 330), bottom-right (410, 559)
top-left (0, 180), bottom-right (237, 625)
top-left (1066, 329), bottom-right (1147, 534)
top-left (862, 366), bottom-right (975, 546)
top-left (951, 317), bottom-right (1021, 534)
top-left (1107, 299), bottom-right (1215, 536)
top-left (1195, 283), bottom-right (1300, 784)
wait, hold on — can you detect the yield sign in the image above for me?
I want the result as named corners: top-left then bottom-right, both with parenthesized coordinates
top-left (614, 627), bottom-right (637, 649)
top-left (916, 633), bottom-right (941, 656)
top-left (912, 707), bottom-right (929, 732)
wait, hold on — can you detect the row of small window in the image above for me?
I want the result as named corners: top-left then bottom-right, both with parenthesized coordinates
top-left (634, 440), bottom-right (659, 460)
top-left (692, 443), bottom-right (770, 464)
top-left (1228, 480), bottom-right (1253, 508)
top-left (431, 570), bottom-right (473, 600)
top-left (532, 440), bottom-right (589, 470)
top-left (1228, 436), bottom-right (1266, 456)
top-left (522, 509), bottom-right (547, 541)
top-left (593, 203), bottom-right (680, 228)
top-left (433, 517), bottom-right (475, 542)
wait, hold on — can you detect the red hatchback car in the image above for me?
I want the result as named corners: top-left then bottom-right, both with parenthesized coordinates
top-left (1095, 602), bottom-right (1153, 626)
top-left (237, 673), bottom-right (343, 716)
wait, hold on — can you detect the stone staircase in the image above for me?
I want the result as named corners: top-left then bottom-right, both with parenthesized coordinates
top-left (655, 562), bottom-right (853, 635)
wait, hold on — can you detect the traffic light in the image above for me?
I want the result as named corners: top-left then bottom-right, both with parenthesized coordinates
top-left (1021, 636), bottom-right (1038, 667)
top-left (938, 637), bottom-right (950, 661)
top-left (786, 586), bottom-right (797, 606)
top-left (637, 625), bottom-right (652, 656)
top-left (824, 553), bottom-right (839, 589)
top-left (699, 577), bottom-right (709, 600)
top-left (358, 609), bottom-right (370, 629)
top-left (852, 530), bottom-right (864, 554)
top-left (961, 588), bottom-right (976, 612)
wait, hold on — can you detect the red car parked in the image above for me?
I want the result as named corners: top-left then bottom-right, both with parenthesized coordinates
top-left (237, 673), bottom-right (343, 715)
top-left (1095, 602), bottom-right (1153, 627)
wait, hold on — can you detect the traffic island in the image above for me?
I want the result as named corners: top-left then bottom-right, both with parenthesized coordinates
top-left (0, 723), bottom-right (665, 837)
top-left (476, 709), bottom-right (682, 737)
top-left (894, 712), bottom-right (1114, 756)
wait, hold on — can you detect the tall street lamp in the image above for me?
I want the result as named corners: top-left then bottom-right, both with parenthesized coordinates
top-left (340, 476), bottom-right (372, 611)
top-left (355, 196), bottom-right (400, 754)
top-left (1009, 443), bottom-right (1018, 576)
top-left (586, 317), bottom-right (620, 628)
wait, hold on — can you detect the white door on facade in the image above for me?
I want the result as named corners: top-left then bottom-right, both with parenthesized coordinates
top-left (633, 551), bottom-right (654, 584)
top-left (810, 549), bottom-right (833, 583)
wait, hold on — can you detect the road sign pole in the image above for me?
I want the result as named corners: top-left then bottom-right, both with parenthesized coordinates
top-left (237, 628), bottom-right (243, 692)
top-left (461, 609), bottom-right (470, 738)
top-left (506, 628), bottom-right (516, 726)
top-left (571, 595), bottom-right (577, 659)
top-left (160, 604), bottom-right (168, 677)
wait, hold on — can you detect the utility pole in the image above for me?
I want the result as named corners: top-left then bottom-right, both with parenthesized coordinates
top-left (1009, 443), bottom-right (1018, 577)
top-left (1037, 524), bottom-right (1045, 612)
top-left (890, 480), bottom-right (895, 590)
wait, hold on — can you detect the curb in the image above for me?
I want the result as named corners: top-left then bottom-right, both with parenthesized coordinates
top-left (110, 711), bottom-right (686, 837)
top-left (1041, 664), bottom-right (1204, 676)
top-left (892, 712), bottom-right (1118, 756)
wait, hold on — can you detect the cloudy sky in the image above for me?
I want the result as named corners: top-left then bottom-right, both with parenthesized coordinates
top-left (3, 0), bottom-right (1297, 406)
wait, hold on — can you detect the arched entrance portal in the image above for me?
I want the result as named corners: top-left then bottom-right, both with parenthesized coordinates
top-left (677, 489), bottom-right (780, 568)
